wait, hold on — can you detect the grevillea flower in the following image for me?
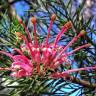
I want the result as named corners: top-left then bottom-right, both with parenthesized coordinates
top-left (0, 14), bottom-right (96, 78)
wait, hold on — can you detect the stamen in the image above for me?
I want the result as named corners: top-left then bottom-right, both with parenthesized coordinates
top-left (51, 66), bottom-right (96, 78)
top-left (65, 43), bottom-right (91, 56)
top-left (13, 48), bottom-right (24, 55)
top-left (62, 66), bottom-right (96, 74)
top-left (22, 36), bottom-right (34, 59)
top-left (45, 14), bottom-right (56, 46)
top-left (17, 15), bottom-right (32, 42)
top-left (54, 21), bottom-right (72, 48)
top-left (31, 17), bottom-right (38, 47)
top-left (58, 30), bottom-right (86, 56)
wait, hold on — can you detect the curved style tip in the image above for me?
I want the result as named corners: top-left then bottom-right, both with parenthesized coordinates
top-left (64, 21), bottom-right (72, 29)
top-left (31, 17), bottom-right (36, 24)
top-left (51, 14), bottom-right (56, 21)
top-left (80, 30), bottom-right (86, 36)
top-left (87, 43), bottom-right (92, 47)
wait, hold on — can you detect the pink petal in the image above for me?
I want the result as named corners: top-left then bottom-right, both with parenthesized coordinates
top-left (10, 69), bottom-right (27, 78)
top-left (11, 61), bottom-right (32, 73)
top-left (13, 55), bottom-right (32, 66)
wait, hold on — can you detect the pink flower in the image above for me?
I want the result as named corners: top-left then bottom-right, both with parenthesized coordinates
top-left (0, 14), bottom-right (95, 78)
top-left (0, 49), bottom-right (33, 78)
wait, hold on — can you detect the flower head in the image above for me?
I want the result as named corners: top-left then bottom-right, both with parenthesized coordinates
top-left (0, 14), bottom-right (95, 79)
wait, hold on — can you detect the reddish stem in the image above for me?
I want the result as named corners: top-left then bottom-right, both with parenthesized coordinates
top-left (17, 16), bottom-right (32, 42)
top-left (22, 36), bottom-right (34, 59)
top-left (45, 20), bottom-right (53, 46)
top-left (54, 21), bottom-right (72, 48)
top-left (58, 30), bottom-right (86, 56)
top-left (13, 48), bottom-right (24, 55)
top-left (65, 43), bottom-right (91, 56)
top-left (63, 66), bottom-right (96, 73)
top-left (33, 22), bottom-right (39, 47)
top-left (51, 66), bottom-right (96, 78)
top-left (0, 51), bottom-right (13, 59)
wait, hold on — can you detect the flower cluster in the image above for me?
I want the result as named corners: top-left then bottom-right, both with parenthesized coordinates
top-left (0, 14), bottom-right (96, 78)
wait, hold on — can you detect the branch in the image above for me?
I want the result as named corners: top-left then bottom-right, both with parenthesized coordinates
top-left (66, 75), bottom-right (96, 88)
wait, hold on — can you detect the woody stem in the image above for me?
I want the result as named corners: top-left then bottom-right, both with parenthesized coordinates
top-left (66, 75), bottom-right (96, 88)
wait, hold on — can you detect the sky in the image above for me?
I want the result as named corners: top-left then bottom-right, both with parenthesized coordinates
top-left (13, 1), bottom-right (29, 17)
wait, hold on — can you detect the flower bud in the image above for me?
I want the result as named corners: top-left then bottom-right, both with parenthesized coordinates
top-left (80, 30), bottom-right (86, 36)
top-left (51, 14), bottom-right (56, 21)
top-left (64, 21), bottom-right (72, 29)
top-left (87, 43), bottom-right (92, 47)
top-left (31, 17), bottom-right (36, 24)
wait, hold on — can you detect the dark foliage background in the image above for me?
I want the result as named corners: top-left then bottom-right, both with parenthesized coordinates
top-left (0, 0), bottom-right (96, 96)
